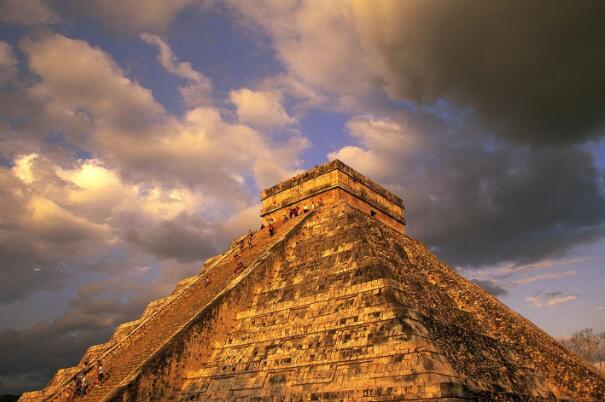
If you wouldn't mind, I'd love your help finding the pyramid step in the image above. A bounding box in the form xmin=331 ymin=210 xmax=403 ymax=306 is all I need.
xmin=38 ymin=214 xmax=311 ymax=402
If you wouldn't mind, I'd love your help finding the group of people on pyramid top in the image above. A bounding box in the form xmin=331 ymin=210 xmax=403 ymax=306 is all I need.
xmin=66 ymin=360 xmax=106 ymax=399
xmin=261 ymin=198 xmax=325 ymax=237
xmin=285 ymin=198 xmax=323 ymax=221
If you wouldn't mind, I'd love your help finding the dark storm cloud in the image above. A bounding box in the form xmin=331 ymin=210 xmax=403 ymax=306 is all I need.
xmin=0 ymin=261 xmax=197 ymax=394
xmin=364 ymin=1 xmax=605 ymax=145
xmin=0 ymin=278 xmax=173 ymax=394
xmin=470 ymin=279 xmax=509 ymax=297
xmin=124 ymin=213 xmax=225 ymax=263
xmin=336 ymin=111 xmax=605 ymax=268
xmin=407 ymin=137 xmax=605 ymax=267
xmin=237 ymin=0 xmax=605 ymax=264
xmin=0 ymin=165 xmax=107 ymax=302
xmin=0 ymin=234 xmax=68 ymax=302
xmin=235 ymin=0 xmax=605 ymax=144
xmin=0 ymin=254 xmax=204 ymax=395
xmin=410 ymin=145 xmax=605 ymax=265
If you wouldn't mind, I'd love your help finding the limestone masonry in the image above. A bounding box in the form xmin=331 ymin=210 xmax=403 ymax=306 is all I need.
xmin=260 ymin=160 xmax=405 ymax=234
xmin=20 ymin=161 xmax=605 ymax=401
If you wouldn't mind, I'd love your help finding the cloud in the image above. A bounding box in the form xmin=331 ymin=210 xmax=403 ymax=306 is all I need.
xmin=232 ymin=0 xmax=605 ymax=145
xmin=140 ymin=32 xmax=212 ymax=107
xmin=0 ymin=266 xmax=179 ymax=395
xmin=465 ymin=257 xmax=589 ymax=282
xmin=0 ymin=154 xmax=199 ymax=300
xmin=140 ymin=33 xmax=206 ymax=82
xmin=230 ymin=88 xmax=296 ymax=131
xmin=2 ymin=32 xmax=166 ymax=165
xmin=0 ymin=233 xmax=70 ymax=303
xmin=253 ymin=159 xmax=301 ymax=191
xmin=0 ymin=33 xmax=310 ymax=306
xmin=124 ymin=213 xmax=222 ymax=263
xmin=0 ymin=0 xmax=59 ymax=26
xmin=509 ymin=257 xmax=588 ymax=275
xmin=470 ymin=279 xmax=509 ymax=297
xmin=512 ymin=270 xmax=577 ymax=286
xmin=329 ymin=116 xmax=421 ymax=178
xmin=229 ymin=1 xmax=376 ymax=113
xmin=0 ymin=155 xmax=118 ymax=302
xmin=8 ymin=33 xmax=306 ymax=197
xmin=20 ymin=32 xmax=166 ymax=143
xmin=97 ymin=106 xmax=307 ymax=196
xmin=526 ymin=292 xmax=577 ymax=308
xmin=0 ymin=41 xmax=17 ymax=79
xmin=65 ymin=0 xmax=197 ymax=36
xmin=330 ymin=114 xmax=605 ymax=268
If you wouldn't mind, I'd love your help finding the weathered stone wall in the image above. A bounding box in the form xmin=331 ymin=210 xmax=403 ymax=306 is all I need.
xmin=262 ymin=169 xmax=339 ymax=212
xmin=375 ymin=211 xmax=604 ymax=400
xmin=115 ymin=244 xmax=289 ymax=401
xmin=334 ymin=169 xmax=402 ymax=218
xmin=260 ymin=161 xmax=405 ymax=234
xmin=172 ymin=204 xmax=603 ymax=401
xmin=178 ymin=204 xmax=458 ymax=400
xmin=262 ymin=187 xmax=339 ymax=225
xmin=261 ymin=160 xmax=403 ymax=206
xmin=335 ymin=187 xmax=405 ymax=233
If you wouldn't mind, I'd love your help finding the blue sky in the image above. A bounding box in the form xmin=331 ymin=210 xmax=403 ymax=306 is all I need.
xmin=1 ymin=0 xmax=604 ymax=395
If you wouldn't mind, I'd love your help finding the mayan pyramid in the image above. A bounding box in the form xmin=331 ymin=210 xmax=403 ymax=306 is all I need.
xmin=20 ymin=160 xmax=605 ymax=401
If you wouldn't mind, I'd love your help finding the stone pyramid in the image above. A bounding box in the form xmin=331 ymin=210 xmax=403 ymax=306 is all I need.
xmin=21 ymin=161 xmax=605 ymax=401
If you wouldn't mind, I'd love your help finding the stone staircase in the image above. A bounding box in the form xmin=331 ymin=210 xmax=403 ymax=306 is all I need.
xmin=41 ymin=212 xmax=312 ymax=402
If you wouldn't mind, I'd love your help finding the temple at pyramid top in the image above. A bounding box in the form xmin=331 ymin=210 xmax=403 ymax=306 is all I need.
xmin=260 ymin=159 xmax=406 ymax=233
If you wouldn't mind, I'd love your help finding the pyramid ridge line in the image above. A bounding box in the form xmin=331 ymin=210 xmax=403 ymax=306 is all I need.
xmin=38 ymin=208 xmax=316 ymax=401
xmin=99 ymin=210 xmax=316 ymax=402
xmin=41 ymin=237 xmax=240 ymax=402
xmin=379 ymin=226 xmax=605 ymax=389
xmin=330 ymin=207 xmax=605 ymax=393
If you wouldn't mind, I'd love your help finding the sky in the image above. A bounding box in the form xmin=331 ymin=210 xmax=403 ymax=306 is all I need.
xmin=0 ymin=0 xmax=604 ymax=395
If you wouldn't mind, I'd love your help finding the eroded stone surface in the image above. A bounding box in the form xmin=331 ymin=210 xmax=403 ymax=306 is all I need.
xmin=169 ymin=205 xmax=604 ymax=401
xmin=260 ymin=160 xmax=405 ymax=233
xmin=21 ymin=169 xmax=605 ymax=402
